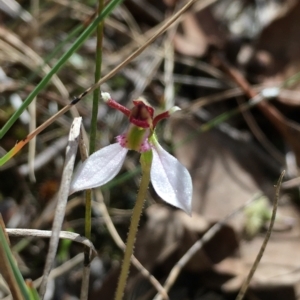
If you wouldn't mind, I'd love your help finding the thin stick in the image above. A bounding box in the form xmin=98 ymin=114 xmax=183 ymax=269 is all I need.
xmin=6 ymin=229 xmax=97 ymax=256
xmin=235 ymin=170 xmax=285 ymax=300
xmin=217 ymin=55 xmax=296 ymax=164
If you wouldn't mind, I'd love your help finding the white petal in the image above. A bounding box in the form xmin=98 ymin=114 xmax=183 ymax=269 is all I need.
xmin=151 ymin=142 xmax=193 ymax=215
xmin=69 ymin=143 xmax=128 ymax=194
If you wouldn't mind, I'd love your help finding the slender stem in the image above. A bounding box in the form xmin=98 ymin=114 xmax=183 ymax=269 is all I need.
xmin=89 ymin=0 xmax=104 ymax=155
xmin=235 ymin=171 xmax=285 ymax=300
xmin=85 ymin=0 xmax=105 ymax=243
xmin=81 ymin=2 xmax=105 ymax=298
xmin=115 ymin=151 xmax=152 ymax=300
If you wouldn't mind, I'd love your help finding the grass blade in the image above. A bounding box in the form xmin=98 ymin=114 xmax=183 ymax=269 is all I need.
xmin=0 ymin=218 xmax=30 ymax=300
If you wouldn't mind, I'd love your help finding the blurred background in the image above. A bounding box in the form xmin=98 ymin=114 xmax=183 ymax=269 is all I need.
xmin=0 ymin=0 xmax=300 ymax=299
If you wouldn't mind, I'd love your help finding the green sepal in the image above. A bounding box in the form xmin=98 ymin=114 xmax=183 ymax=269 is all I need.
xmin=126 ymin=125 xmax=148 ymax=151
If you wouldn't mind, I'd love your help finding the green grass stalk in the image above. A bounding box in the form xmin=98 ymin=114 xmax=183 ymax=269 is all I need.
xmin=81 ymin=2 xmax=105 ymax=298
xmin=0 ymin=226 xmax=30 ymax=300
xmin=85 ymin=0 xmax=105 ymax=243
xmin=89 ymin=0 xmax=104 ymax=156
xmin=84 ymin=0 xmax=104 ymax=251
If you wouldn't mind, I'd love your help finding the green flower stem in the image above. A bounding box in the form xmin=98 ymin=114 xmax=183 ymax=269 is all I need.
xmin=0 ymin=0 xmax=123 ymax=139
xmin=115 ymin=151 xmax=152 ymax=300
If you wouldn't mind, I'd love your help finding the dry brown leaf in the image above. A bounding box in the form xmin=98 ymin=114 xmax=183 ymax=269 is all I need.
xmin=173 ymin=12 xmax=208 ymax=57
xmin=174 ymin=8 xmax=224 ymax=57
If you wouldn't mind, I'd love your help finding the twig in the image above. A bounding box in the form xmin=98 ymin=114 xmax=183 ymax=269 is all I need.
xmin=235 ymin=171 xmax=285 ymax=300
xmin=236 ymin=96 xmax=284 ymax=164
xmin=6 ymin=229 xmax=97 ymax=258
xmin=216 ymin=55 xmax=284 ymax=164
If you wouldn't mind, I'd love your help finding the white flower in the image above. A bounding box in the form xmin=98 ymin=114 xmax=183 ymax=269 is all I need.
xmin=70 ymin=94 xmax=193 ymax=215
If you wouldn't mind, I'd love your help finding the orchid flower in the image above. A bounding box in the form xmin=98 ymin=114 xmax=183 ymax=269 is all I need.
xmin=69 ymin=93 xmax=193 ymax=215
